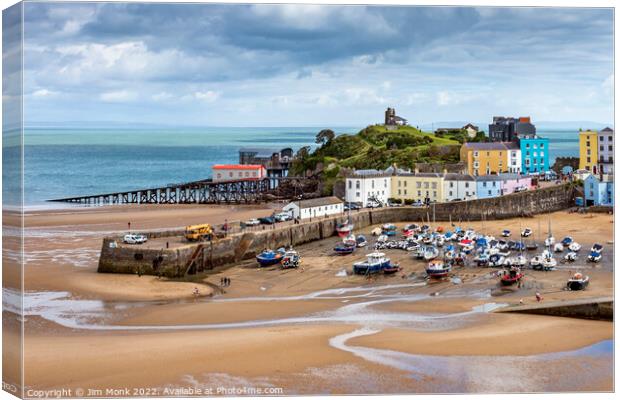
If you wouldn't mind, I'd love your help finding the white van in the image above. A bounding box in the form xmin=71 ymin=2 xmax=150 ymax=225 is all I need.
xmin=123 ymin=234 xmax=148 ymax=244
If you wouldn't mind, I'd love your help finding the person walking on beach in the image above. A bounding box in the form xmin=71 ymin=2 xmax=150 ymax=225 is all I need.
xmin=535 ymin=292 xmax=543 ymax=302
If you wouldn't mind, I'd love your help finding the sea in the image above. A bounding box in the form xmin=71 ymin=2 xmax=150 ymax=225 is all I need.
xmin=6 ymin=126 xmax=582 ymax=208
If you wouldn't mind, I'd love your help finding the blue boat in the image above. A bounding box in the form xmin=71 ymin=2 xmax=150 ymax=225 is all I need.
xmin=587 ymin=250 xmax=602 ymax=263
xmin=256 ymin=248 xmax=285 ymax=266
xmin=334 ymin=243 xmax=356 ymax=255
xmin=353 ymin=252 xmax=392 ymax=275
xmin=561 ymin=236 xmax=573 ymax=247
xmin=382 ymin=224 xmax=397 ymax=236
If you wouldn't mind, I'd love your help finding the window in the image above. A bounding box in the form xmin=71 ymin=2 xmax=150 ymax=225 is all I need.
xmin=245 ymin=172 xmax=249 ymax=177
xmin=384 ymin=179 xmax=387 ymax=187
xmin=587 ymin=141 xmax=590 ymax=147
xmin=473 ymin=151 xmax=479 ymax=157
xmin=600 ymin=145 xmax=604 ymax=151
xmin=348 ymin=181 xmax=352 ymax=189
xmin=229 ymin=172 xmax=233 ymax=177
xmin=217 ymin=173 xmax=221 ymax=178
xmin=417 ymin=190 xmax=421 ymax=196
xmin=533 ymin=144 xmax=537 ymax=149
xmin=486 ymin=152 xmax=490 ymax=156
xmin=609 ymin=145 xmax=613 ymax=151
xmin=450 ymin=182 xmax=454 ymax=188
xmin=356 ymin=181 xmax=360 ymax=189
xmin=371 ymin=180 xmax=375 ymax=189
xmin=540 ymin=143 xmax=544 ymax=149
xmin=587 ymin=157 xmax=591 ymax=163
xmin=416 ymin=182 xmax=421 ymax=188
xmin=608 ymin=136 xmax=612 ymax=141
xmin=404 ymin=181 xmax=407 ymax=187
xmin=433 ymin=191 xmax=437 ymax=198
xmin=398 ymin=181 xmax=401 ymax=187
xmin=483 ymin=182 xmax=487 ymax=187
xmin=488 ymin=190 xmax=492 ymax=195
xmin=449 ymin=191 xmax=453 ymax=196
xmin=356 ymin=192 xmax=360 ymax=197
xmin=398 ymin=189 xmax=401 ymax=195
xmin=404 ymin=189 xmax=407 ymax=195
xmin=526 ymin=143 xmax=530 ymax=148
xmin=465 ymin=182 xmax=469 ymax=188
xmin=253 ymin=171 xmax=257 ymax=177
xmin=432 ymin=182 xmax=437 ymax=189
xmin=424 ymin=182 xmax=429 ymax=189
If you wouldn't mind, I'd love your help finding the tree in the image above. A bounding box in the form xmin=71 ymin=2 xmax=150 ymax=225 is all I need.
xmin=315 ymin=129 xmax=335 ymax=146
xmin=296 ymin=146 xmax=311 ymax=160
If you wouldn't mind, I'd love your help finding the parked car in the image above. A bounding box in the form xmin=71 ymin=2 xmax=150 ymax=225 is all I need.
xmin=344 ymin=202 xmax=361 ymax=211
xmin=124 ymin=234 xmax=147 ymax=244
xmin=245 ymin=218 xmax=261 ymax=226
xmin=514 ymin=186 xmax=528 ymax=193
xmin=366 ymin=200 xmax=383 ymax=208
xmin=259 ymin=216 xmax=276 ymax=225
xmin=411 ymin=200 xmax=423 ymax=207
xmin=274 ymin=212 xmax=292 ymax=222
xmin=387 ymin=200 xmax=402 ymax=207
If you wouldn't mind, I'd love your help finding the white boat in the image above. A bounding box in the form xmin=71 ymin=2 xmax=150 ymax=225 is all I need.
xmin=521 ymin=228 xmax=532 ymax=237
xmin=591 ymin=243 xmax=604 ymax=253
xmin=540 ymin=250 xmax=557 ymax=270
xmin=587 ymin=250 xmax=602 ymax=263
xmin=488 ymin=254 xmax=506 ymax=267
xmin=423 ymin=246 xmax=439 ymax=261
xmin=506 ymin=255 xmax=527 ymax=267
xmin=530 ymin=255 xmax=543 ymax=268
xmin=353 ymin=252 xmax=392 ymax=275
xmin=343 ymin=234 xmax=357 ymax=247
xmin=568 ymin=242 xmax=581 ymax=252
xmin=564 ymin=252 xmax=577 ymax=262
xmin=544 ymin=236 xmax=555 ymax=247
xmin=426 ymin=259 xmax=451 ymax=279
xmin=553 ymin=243 xmax=564 ymax=253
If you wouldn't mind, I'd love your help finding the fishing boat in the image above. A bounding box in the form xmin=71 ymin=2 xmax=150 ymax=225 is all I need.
xmin=281 ymin=249 xmax=301 ymax=269
xmin=566 ymin=273 xmax=589 ymax=291
xmin=561 ymin=236 xmax=573 ymax=247
xmin=256 ymin=248 xmax=285 ymax=266
xmin=336 ymin=220 xmax=354 ymax=238
xmin=521 ymin=228 xmax=532 ymax=237
xmin=540 ymin=250 xmax=558 ymax=270
xmin=568 ymin=242 xmax=581 ymax=252
xmin=353 ymin=252 xmax=392 ymax=275
xmin=500 ymin=267 xmax=524 ymax=286
xmin=425 ymin=259 xmax=451 ymax=279
xmin=356 ymin=235 xmax=368 ymax=247
xmin=591 ymin=243 xmax=604 ymax=252
xmin=587 ymin=250 xmax=602 ymax=263
xmin=564 ymin=252 xmax=577 ymax=262
xmin=403 ymin=223 xmax=420 ymax=233
xmin=501 ymin=229 xmax=511 ymax=237
xmin=334 ymin=242 xmax=356 ymax=255
xmin=423 ymin=246 xmax=439 ymax=261
xmin=553 ymin=243 xmax=564 ymax=253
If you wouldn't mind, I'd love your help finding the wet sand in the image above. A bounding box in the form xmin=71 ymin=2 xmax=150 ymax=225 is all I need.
xmin=11 ymin=205 xmax=614 ymax=394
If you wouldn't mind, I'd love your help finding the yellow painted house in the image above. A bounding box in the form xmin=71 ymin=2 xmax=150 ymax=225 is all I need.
xmin=460 ymin=142 xmax=510 ymax=176
xmin=391 ymin=172 xmax=445 ymax=202
xmin=579 ymin=129 xmax=599 ymax=173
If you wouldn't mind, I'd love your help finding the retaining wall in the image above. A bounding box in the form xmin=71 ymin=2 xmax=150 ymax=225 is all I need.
xmin=98 ymin=184 xmax=576 ymax=276
xmin=497 ymin=297 xmax=613 ymax=321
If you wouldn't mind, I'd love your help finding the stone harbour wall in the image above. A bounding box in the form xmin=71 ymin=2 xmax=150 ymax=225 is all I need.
xmin=98 ymin=184 xmax=577 ymax=276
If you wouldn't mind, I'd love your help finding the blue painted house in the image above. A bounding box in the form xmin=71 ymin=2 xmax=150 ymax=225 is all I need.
xmin=519 ymin=136 xmax=550 ymax=174
xmin=475 ymin=175 xmax=502 ymax=199
xmin=584 ymin=174 xmax=614 ymax=206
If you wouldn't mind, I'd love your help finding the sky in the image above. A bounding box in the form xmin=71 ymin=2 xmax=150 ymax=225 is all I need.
xmin=17 ymin=3 xmax=615 ymax=127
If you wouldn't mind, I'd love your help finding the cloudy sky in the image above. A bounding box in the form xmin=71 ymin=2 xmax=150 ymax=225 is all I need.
xmin=21 ymin=3 xmax=614 ymax=127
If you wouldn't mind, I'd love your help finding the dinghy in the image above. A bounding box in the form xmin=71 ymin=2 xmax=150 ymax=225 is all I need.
xmin=334 ymin=243 xmax=356 ymax=255
xmin=553 ymin=243 xmax=565 ymax=253
xmin=382 ymin=224 xmax=397 ymax=236
xmin=336 ymin=220 xmax=354 ymax=238
xmin=566 ymin=273 xmax=589 ymax=291
xmin=501 ymin=229 xmax=511 ymax=237
xmin=423 ymin=246 xmax=439 ymax=261
xmin=488 ymin=253 xmax=506 ymax=267
xmin=356 ymin=235 xmax=368 ymax=248
xmin=591 ymin=243 xmax=604 ymax=252
xmin=500 ymin=267 xmax=524 ymax=286
xmin=561 ymin=236 xmax=573 ymax=247
xmin=521 ymin=228 xmax=532 ymax=237
xmin=568 ymin=242 xmax=581 ymax=252
xmin=587 ymin=250 xmax=602 ymax=263
xmin=544 ymin=236 xmax=555 ymax=247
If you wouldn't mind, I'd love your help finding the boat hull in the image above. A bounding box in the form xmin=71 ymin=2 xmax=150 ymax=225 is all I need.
xmin=567 ymin=279 xmax=589 ymax=291
xmin=353 ymin=260 xmax=392 ymax=275
xmin=256 ymin=255 xmax=283 ymax=266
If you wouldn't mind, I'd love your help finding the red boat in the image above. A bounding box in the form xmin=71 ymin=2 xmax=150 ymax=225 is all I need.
xmin=500 ymin=267 xmax=524 ymax=286
xmin=336 ymin=221 xmax=354 ymax=238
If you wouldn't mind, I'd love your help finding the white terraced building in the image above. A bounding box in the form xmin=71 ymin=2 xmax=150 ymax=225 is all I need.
xmin=598 ymin=127 xmax=614 ymax=175
xmin=283 ymin=196 xmax=343 ymax=219
xmin=443 ymin=173 xmax=477 ymax=201
xmin=344 ymin=169 xmax=392 ymax=205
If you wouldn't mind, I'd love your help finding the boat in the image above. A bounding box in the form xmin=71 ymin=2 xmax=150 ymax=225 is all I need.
xmin=553 ymin=243 xmax=564 ymax=253
xmin=506 ymin=255 xmax=527 ymax=267
xmin=587 ymin=250 xmax=602 ymax=263
xmin=425 ymin=259 xmax=451 ymax=279
xmin=435 ymin=236 xmax=445 ymax=247
xmin=435 ymin=226 xmax=444 ymax=233
xmin=256 ymin=248 xmax=285 ymax=266
xmin=382 ymin=224 xmax=397 ymax=236
xmin=500 ymin=267 xmax=524 ymax=286
xmin=423 ymin=246 xmax=439 ymax=261
xmin=566 ymin=273 xmax=589 ymax=291
xmin=353 ymin=252 xmax=392 ymax=275
xmin=383 ymin=264 xmax=402 ymax=275
xmin=336 ymin=220 xmax=354 ymax=238
xmin=530 ymin=255 xmax=542 ymax=269
xmin=540 ymin=250 xmax=557 ymax=270
xmin=371 ymin=227 xmax=382 ymax=236
xmin=334 ymin=243 xmax=356 ymax=255
xmin=521 ymin=228 xmax=532 ymax=237
xmin=356 ymin=235 xmax=368 ymax=248
xmin=488 ymin=253 xmax=506 ymax=267
xmin=561 ymin=236 xmax=573 ymax=247
xmin=526 ymin=241 xmax=538 ymax=251
xmin=591 ymin=243 xmax=604 ymax=252
xmin=474 ymin=252 xmax=490 ymax=266
xmin=512 ymin=241 xmax=525 ymax=252
xmin=281 ymin=249 xmax=301 ymax=269
xmin=568 ymin=242 xmax=581 ymax=252
xmin=343 ymin=234 xmax=357 ymax=247
xmin=413 ymin=246 xmax=426 ymax=259
xmin=501 ymin=229 xmax=511 ymax=237
xmin=403 ymin=223 xmax=420 ymax=233
xmin=497 ymin=240 xmax=509 ymax=251
xmin=564 ymin=252 xmax=577 ymax=262
xmin=544 ymin=236 xmax=555 ymax=247
xmin=421 ymin=224 xmax=430 ymax=232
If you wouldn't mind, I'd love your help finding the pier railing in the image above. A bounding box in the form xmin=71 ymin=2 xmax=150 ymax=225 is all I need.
xmin=48 ymin=178 xmax=272 ymax=205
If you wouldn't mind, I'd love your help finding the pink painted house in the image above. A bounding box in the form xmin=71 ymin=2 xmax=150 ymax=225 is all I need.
xmin=500 ymin=174 xmax=532 ymax=195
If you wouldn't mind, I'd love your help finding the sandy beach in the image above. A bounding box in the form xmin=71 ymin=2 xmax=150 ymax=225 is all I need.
xmin=7 ymin=204 xmax=614 ymax=394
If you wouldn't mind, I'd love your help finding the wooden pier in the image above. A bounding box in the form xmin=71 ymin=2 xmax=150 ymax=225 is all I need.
xmin=48 ymin=178 xmax=272 ymax=205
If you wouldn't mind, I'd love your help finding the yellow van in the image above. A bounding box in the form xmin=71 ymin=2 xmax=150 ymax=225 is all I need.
xmin=184 ymin=224 xmax=213 ymax=241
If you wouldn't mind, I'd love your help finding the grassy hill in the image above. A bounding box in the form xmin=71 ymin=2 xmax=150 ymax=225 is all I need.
xmin=292 ymin=124 xmax=463 ymax=195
